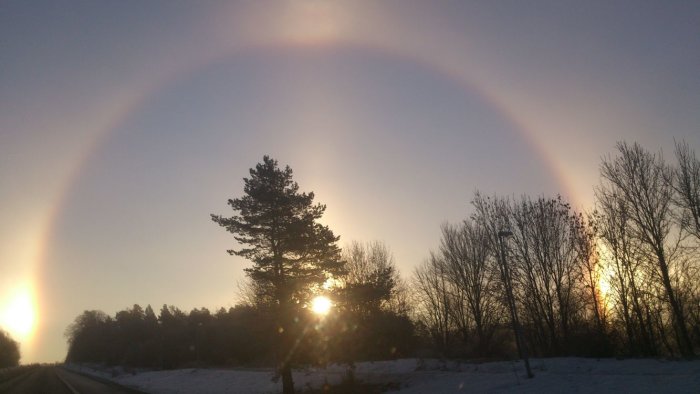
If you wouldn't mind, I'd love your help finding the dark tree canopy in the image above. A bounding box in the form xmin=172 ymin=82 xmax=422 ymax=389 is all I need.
xmin=0 ymin=329 xmax=20 ymax=367
xmin=342 ymin=241 xmax=398 ymax=314
xmin=212 ymin=156 xmax=344 ymax=306
xmin=211 ymin=156 xmax=344 ymax=394
xmin=65 ymin=310 xmax=114 ymax=364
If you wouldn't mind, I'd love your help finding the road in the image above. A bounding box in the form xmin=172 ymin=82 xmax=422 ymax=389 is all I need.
xmin=0 ymin=365 xmax=144 ymax=394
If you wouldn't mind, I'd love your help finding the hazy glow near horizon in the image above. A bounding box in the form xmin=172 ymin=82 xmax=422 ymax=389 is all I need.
xmin=1 ymin=1 xmax=698 ymax=364
xmin=0 ymin=285 xmax=37 ymax=343
xmin=595 ymin=242 xmax=614 ymax=306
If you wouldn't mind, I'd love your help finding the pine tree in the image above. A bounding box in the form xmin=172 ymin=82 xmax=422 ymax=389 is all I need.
xmin=212 ymin=156 xmax=344 ymax=394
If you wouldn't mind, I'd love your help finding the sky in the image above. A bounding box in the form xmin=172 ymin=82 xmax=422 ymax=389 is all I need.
xmin=1 ymin=1 xmax=699 ymax=364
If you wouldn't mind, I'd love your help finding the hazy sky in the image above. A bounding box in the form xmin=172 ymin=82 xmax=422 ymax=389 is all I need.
xmin=1 ymin=1 xmax=699 ymax=363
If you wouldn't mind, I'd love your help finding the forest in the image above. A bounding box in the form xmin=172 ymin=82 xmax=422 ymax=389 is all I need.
xmin=64 ymin=241 xmax=415 ymax=369
xmin=64 ymin=140 xmax=699 ymax=375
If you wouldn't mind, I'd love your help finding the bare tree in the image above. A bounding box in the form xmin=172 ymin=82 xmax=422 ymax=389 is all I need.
xmin=413 ymin=253 xmax=453 ymax=356
xmin=508 ymin=196 xmax=584 ymax=354
xmin=593 ymin=195 xmax=658 ymax=356
xmin=440 ymin=220 xmax=500 ymax=355
xmin=674 ymin=140 xmax=700 ymax=240
xmin=672 ymin=140 xmax=700 ymax=353
xmin=385 ymin=274 xmax=412 ymax=317
xmin=598 ymin=142 xmax=694 ymax=357
xmin=341 ymin=241 xmax=399 ymax=315
xmin=575 ymin=214 xmax=607 ymax=333
xmin=473 ymin=192 xmax=594 ymax=356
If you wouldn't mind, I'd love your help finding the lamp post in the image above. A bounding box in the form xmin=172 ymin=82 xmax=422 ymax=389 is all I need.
xmin=498 ymin=230 xmax=534 ymax=379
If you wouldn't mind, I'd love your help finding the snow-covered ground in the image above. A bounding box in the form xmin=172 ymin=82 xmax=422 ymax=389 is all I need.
xmin=64 ymin=357 xmax=700 ymax=393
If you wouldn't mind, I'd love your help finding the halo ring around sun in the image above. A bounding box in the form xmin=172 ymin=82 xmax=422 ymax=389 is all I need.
xmin=29 ymin=38 xmax=572 ymax=363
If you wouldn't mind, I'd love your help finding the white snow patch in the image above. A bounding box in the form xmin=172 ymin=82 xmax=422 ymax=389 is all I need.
xmin=64 ymin=357 xmax=700 ymax=393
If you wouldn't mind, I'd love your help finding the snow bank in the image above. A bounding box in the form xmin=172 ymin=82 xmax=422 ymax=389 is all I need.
xmin=65 ymin=357 xmax=700 ymax=393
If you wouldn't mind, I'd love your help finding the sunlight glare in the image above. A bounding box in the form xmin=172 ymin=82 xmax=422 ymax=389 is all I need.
xmin=594 ymin=242 xmax=615 ymax=311
xmin=311 ymin=296 xmax=332 ymax=316
xmin=0 ymin=287 xmax=37 ymax=341
xmin=322 ymin=277 xmax=340 ymax=290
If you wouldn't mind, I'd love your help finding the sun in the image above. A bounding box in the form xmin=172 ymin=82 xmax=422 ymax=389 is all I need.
xmin=0 ymin=287 xmax=37 ymax=341
xmin=310 ymin=296 xmax=332 ymax=316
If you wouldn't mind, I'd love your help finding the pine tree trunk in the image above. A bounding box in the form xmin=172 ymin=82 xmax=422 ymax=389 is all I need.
xmin=281 ymin=364 xmax=295 ymax=394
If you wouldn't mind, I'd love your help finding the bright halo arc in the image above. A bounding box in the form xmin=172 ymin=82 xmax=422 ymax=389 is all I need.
xmin=310 ymin=296 xmax=332 ymax=316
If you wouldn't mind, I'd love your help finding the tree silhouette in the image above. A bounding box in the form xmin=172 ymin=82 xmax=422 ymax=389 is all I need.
xmin=674 ymin=140 xmax=700 ymax=240
xmin=0 ymin=329 xmax=20 ymax=367
xmin=599 ymin=142 xmax=694 ymax=357
xmin=331 ymin=241 xmax=415 ymax=379
xmin=212 ymin=156 xmax=344 ymax=394
xmin=439 ymin=220 xmax=501 ymax=356
xmin=342 ymin=241 xmax=398 ymax=315
xmin=65 ymin=310 xmax=112 ymax=363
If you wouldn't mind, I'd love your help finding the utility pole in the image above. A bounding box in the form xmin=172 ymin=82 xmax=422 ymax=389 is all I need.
xmin=498 ymin=230 xmax=534 ymax=379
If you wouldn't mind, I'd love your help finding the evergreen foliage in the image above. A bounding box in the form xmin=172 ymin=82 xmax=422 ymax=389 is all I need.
xmin=211 ymin=156 xmax=345 ymax=394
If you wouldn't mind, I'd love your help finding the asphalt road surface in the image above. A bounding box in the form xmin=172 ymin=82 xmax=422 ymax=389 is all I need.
xmin=0 ymin=366 xmax=143 ymax=394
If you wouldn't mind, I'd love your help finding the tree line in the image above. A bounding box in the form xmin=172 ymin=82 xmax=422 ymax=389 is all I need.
xmin=65 ymin=242 xmax=415 ymax=370
xmin=65 ymin=143 xmax=699 ymax=392
xmin=413 ymin=141 xmax=699 ymax=359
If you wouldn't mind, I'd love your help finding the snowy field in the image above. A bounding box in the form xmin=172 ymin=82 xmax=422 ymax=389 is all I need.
xmin=64 ymin=357 xmax=700 ymax=393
